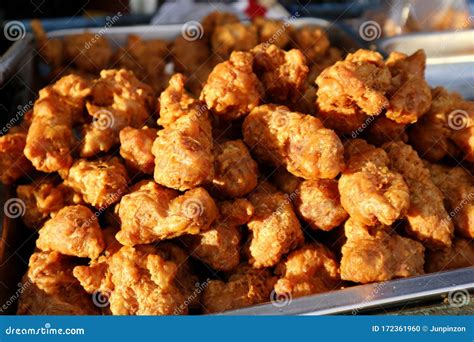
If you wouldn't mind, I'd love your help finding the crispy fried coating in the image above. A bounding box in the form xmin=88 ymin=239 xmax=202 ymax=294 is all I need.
xmin=366 ymin=116 xmax=407 ymax=145
xmin=153 ymin=101 xmax=214 ymax=190
xmin=251 ymin=44 xmax=309 ymax=102
xmin=428 ymin=163 xmax=474 ymax=238
xmin=274 ymin=244 xmax=340 ymax=298
xmin=211 ymin=23 xmax=258 ymax=59
xmin=212 ymin=140 xmax=258 ymax=198
xmin=308 ymin=47 xmax=342 ymax=78
xmin=0 ymin=131 xmax=32 ymax=184
xmin=338 ymin=139 xmax=410 ymax=226
xmin=383 ymin=141 xmax=453 ymax=249
xmin=119 ymin=126 xmax=157 ymax=175
xmin=219 ymin=198 xmax=254 ymax=225
xmin=425 ymin=239 xmax=474 ymax=273
xmin=201 ymin=11 xmax=239 ymax=39
xmin=116 ymin=181 xmax=218 ymax=245
xmin=201 ymin=51 xmax=263 ymax=121
xmin=36 ymin=205 xmax=105 ymax=259
xmin=247 ymin=189 xmax=304 ymax=268
xmin=409 ymin=87 xmax=474 ymax=162
xmin=253 ymin=17 xmax=291 ymax=48
xmin=272 ymin=167 xmax=302 ymax=194
xmin=243 ymin=104 xmax=344 ymax=179
xmin=65 ymin=157 xmax=128 ymax=209
xmin=25 ymin=74 xmax=91 ymax=172
xmin=385 ymin=50 xmax=431 ymax=124
xmin=17 ymin=251 xmax=98 ymax=315
xmin=81 ymin=69 xmax=154 ymax=157
xmin=292 ymin=26 xmax=330 ymax=62
xmin=316 ymin=50 xmax=391 ymax=118
xmin=340 ymin=219 xmax=425 ymax=283
xmin=63 ymin=33 xmax=112 ymax=72
xmin=172 ymin=35 xmax=211 ymax=76
xmin=295 ymin=179 xmax=348 ymax=231
xmin=202 ymin=265 xmax=276 ymax=313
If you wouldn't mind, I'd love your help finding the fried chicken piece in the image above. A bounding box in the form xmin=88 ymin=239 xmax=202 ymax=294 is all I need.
xmin=31 ymin=19 xmax=64 ymax=67
xmin=247 ymin=189 xmax=304 ymax=268
xmin=338 ymin=139 xmax=410 ymax=226
xmin=211 ymin=23 xmax=258 ymax=59
xmin=251 ymin=44 xmax=309 ymax=102
xmin=316 ymin=50 xmax=391 ymax=118
xmin=153 ymin=101 xmax=214 ymax=191
xmin=36 ymin=205 xmax=105 ymax=259
xmin=65 ymin=157 xmax=128 ymax=209
xmin=383 ymin=141 xmax=453 ymax=249
xmin=16 ymin=180 xmax=70 ymax=229
xmin=63 ymin=33 xmax=112 ymax=72
xmin=385 ymin=50 xmax=431 ymax=124
xmin=25 ymin=74 xmax=91 ymax=172
xmin=201 ymin=51 xmax=263 ymax=121
xmin=114 ymin=35 xmax=168 ymax=92
xmin=172 ymin=35 xmax=211 ymax=75
xmin=212 ymin=140 xmax=258 ymax=198
xmin=274 ymin=244 xmax=340 ymax=298
xmin=202 ymin=265 xmax=276 ymax=313
xmin=272 ymin=167 xmax=302 ymax=194
xmin=409 ymin=87 xmax=474 ymax=162
xmin=340 ymin=219 xmax=425 ymax=283
xmin=428 ymin=163 xmax=474 ymax=238
xmin=366 ymin=116 xmax=407 ymax=145
xmin=0 ymin=131 xmax=33 ymax=184
xmin=253 ymin=17 xmax=291 ymax=48
xmin=292 ymin=26 xmax=330 ymax=62
xmin=17 ymin=251 xmax=99 ymax=315
xmin=295 ymin=179 xmax=348 ymax=231
xmin=201 ymin=11 xmax=240 ymax=39
xmin=425 ymin=239 xmax=474 ymax=273
xmin=119 ymin=126 xmax=157 ymax=175
xmin=243 ymin=104 xmax=344 ymax=179
xmin=81 ymin=69 xmax=154 ymax=157
xmin=219 ymin=198 xmax=254 ymax=225
xmin=116 ymin=181 xmax=218 ymax=245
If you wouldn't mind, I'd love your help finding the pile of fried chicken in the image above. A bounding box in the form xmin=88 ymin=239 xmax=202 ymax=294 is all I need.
xmin=0 ymin=12 xmax=472 ymax=315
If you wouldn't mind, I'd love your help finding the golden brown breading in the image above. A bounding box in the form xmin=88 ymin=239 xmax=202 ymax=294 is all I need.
xmin=116 ymin=181 xmax=218 ymax=245
xmin=409 ymin=87 xmax=474 ymax=162
xmin=243 ymin=104 xmax=344 ymax=179
xmin=152 ymin=104 xmax=214 ymax=191
xmin=316 ymin=50 xmax=391 ymax=118
xmin=63 ymin=33 xmax=112 ymax=72
xmin=308 ymin=47 xmax=342 ymax=79
xmin=247 ymin=189 xmax=304 ymax=268
xmin=338 ymin=139 xmax=410 ymax=226
xmin=292 ymin=26 xmax=330 ymax=63
xmin=17 ymin=251 xmax=99 ymax=315
xmin=295 ymin=179 xmax=348 ymax=231
xmin=272 ymin=167 xmax=302 ymax=194
xmin=211 ymin=23 xmax=258 ymax=60
xmin=202 ymin=265 xmax=276 ymax=313
xmin=251 ymin=44 xmax=309 ymax=102
xmin=218 ymin=198 xmax=254 ymax=225
xmin=212 ymin=140 xmax=258 ymax=198
xmin=274 ymin=244 xmax=340 ymax=298
xmin=385 ymin=50 xmax=431 ymax=124
xmin=65 ymin=157 xmax=128 ymax=209
xmin=425 ymin=239 xmax=474 ymax=273
xmin=428 ymin=163 xmax=474 ymax=238
xmin=172 ymin=36 xmax=211 ymax=76
xmin=366 ymin=116 xmax=407 ymax=146
xmin=253 ymin=17 xmax=292 ymax=49
xmin=201 ymin=11 xmax=240 ymax=39
xmin=340 ymin=219 xmax=425 ymax=283
xmin=119 ymin=126 xmax=157 ymax=175
xmin=81 ymin=69 xmax=154 ymax=157
xmin=200 ymin=51 xmax=263 ymax=121
xmin=0 ymin=131 xmax=33 ymax=184
xmin=383 ymin=141 xmax=453 ymax=249
xmin=36 ymin=205 xmax=105 ymax=259
xmin=25 ymin=74 xmax=91 ymax=172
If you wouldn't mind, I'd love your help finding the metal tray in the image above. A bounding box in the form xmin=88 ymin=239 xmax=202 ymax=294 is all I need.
xmin=1 ymin=19 xmax=473 ymax=316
